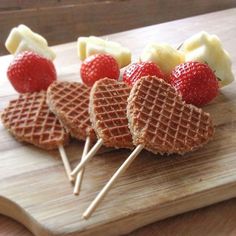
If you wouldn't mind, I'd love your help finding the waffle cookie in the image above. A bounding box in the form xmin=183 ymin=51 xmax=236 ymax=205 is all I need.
xmin=1 ymin=91 xmax=69 ymax=150
xmin=90 ymin=78 xmax=133 ymax=149
xmin=47 ymin=81 xmax=96 ymax=141
xmin=127 ymin=76 xmax=214 ymax=154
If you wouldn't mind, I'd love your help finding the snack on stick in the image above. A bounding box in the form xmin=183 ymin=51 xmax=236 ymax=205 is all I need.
xmin=71 ymin=78 xmax=133 ymax=177
xmin=47 ymin=81 xmax=96 ymax=194
xmin=90 ymin=78 xmax=133 ymax=149
xmin=83 ymin=76 xmax=214 ymax=219
xmin=47 ymin=81 xmax=96 ymax=142
xmin=128 ymin=76 xmax=214 ymax=154
xmin=1 ymin=91 xmax=73 ymax=182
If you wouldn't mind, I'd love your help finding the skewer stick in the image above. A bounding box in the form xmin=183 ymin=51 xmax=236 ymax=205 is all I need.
xmin=74 ymin=136 xmax=91 ymax=195
xmin=71 ymin=138 xmax=103 ymax=177
xmin=58 ymin=145 xmax=75 ymax=183
xmin=83 ymin=144 xmax=144 ymax=219
xmin=176 ymin=43 xmax=183 ymax=50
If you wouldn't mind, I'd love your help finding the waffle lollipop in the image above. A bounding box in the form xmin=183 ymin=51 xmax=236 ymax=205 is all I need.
xmin=71 ymin=78 xmax=133 ymax=184
xmin=83 ymin=76 xmax=214 ymax=219
xmin=1 ymin=91 xmax=73 ymax=181
xmin=47 ymin=81 xmax=96 ymax=194
xmin=128 ymin=76 xmax=214 ymax=154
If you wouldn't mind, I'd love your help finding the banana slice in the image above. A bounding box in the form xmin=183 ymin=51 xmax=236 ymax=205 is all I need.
xmin=77 ymin=36 xmax=131 ymax=68
xmin=5 ymin=24 xmax=56 ymax=60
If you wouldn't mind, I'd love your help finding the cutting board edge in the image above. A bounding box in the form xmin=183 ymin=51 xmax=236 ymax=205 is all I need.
xmin=0 ymin=195 xmax=53 ymax=236
xmin=1 ymin=179 xmax=236 ymax=236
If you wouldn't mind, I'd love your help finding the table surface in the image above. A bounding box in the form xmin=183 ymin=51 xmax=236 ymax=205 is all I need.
xmin=0 ymin=8 xmax=236 ymax=236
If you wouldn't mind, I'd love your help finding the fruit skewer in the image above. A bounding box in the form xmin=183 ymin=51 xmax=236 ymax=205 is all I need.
xmin=83 ymin=76 xmax=215 ymax=219
xmin=71 ymin=78 xmax=133 ymax=192
xmin=1 ymin=91 xmax=74 ymax=183
xmin=47 ymin=81 xmax=96 ymax=195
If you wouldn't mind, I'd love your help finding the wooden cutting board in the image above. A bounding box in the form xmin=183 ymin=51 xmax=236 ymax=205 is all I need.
xmin=1 ymin=9 xmax=236 ymax=236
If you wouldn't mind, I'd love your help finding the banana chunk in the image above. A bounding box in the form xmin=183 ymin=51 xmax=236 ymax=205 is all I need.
xmin=77 ymin=36 xmax=131 ymax=68
xmin=140 ymin=42 xmax=184 ymax=76
xmin=5 ymin=24 xmax=56 ymax=60
xmin=182 ymin=31 xmax=234 ymax=87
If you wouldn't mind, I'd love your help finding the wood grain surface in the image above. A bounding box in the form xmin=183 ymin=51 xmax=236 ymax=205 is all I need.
xmin=1 ymin=198 xmax=236 ymax=236
xmin=0 ymin=8 xmax=236 ymax=236
xmin=0 ymin=0 xmax=236 ymax=55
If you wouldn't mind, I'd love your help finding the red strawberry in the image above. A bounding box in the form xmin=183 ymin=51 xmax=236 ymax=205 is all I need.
xmin=80 ymin=54 xmax=120 ymax=86
xmin=123 ymin=62 xmax=164 ymax=86
xmin=170 ymin=62 xmax=219 ymax=106
xmin=7 ymin=51 xmax=56 ymax=93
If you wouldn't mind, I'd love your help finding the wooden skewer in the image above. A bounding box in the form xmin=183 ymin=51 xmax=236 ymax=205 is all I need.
xmin=58 ymin=145 xmax=74 ymax=183
xmin=176 ymin=42 xmax=183 ymax=50
xmin=74 ymin=136 xmax=91 ymax=195
xmin=71 ymin=138 xmax=103 ymax=177
xmin=83 ymin=144 xmax=144 ymax=219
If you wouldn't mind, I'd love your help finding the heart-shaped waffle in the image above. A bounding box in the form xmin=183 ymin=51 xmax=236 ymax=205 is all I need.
xmin=127 ymin=76 xmax=214 ymax=154
xmin=1 ymin=91 xmax=69 ymax=150
xmin=47 ymin=81 xmax=96 ymax=141
xmin=90 ymin=78 xmax=133 ymax=149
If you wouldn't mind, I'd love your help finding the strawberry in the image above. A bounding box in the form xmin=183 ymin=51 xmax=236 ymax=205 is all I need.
xmin=170 ymin=61 xmax=219 ymax=106
xmin=7 ymin=51 xmax=56 ymax=93
xmin=122 ymin=62 xmax=164 ymax=86
xmin=80 ymin=54 xmax=120 ymax=86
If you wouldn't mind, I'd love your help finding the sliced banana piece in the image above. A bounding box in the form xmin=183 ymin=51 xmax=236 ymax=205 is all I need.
xmin=5 ymin=24 xmax=56 ymax=60
xmin=77 ymin=36 xmax=131 ymax=68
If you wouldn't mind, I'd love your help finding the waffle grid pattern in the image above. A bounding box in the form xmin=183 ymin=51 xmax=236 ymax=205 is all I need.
xmin=90 ymin=78 xmax=133 ymax=149
xmin=1 ymin=91 xmax=69 ymax=150
xmin=128 ymin=76 xmax=214 ymax=154
xmin=47 ymin=82 xmax=96 ymax=141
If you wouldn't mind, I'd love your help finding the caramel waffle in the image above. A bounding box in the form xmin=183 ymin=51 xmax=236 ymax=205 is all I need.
xmin=82 ymin=76 xmax=215 ymax=219
xmin=127 ymin=76 xmax=214 ymax=154
xmin=47 ymin=81 xmax=96 ymax=141
xmin=90 ymin=78 xmax=133 ymax=149
xmin=1 ymin=91 xmax=69 ymax=150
